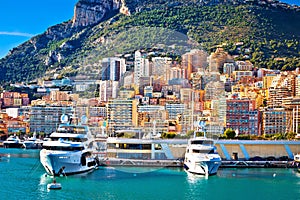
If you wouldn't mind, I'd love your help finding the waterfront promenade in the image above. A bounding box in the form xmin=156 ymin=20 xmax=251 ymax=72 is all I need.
xmin=215 ymin=140 xmax=300 ymax=160
xmin=94 ymin=139 xmax=300 ymax=169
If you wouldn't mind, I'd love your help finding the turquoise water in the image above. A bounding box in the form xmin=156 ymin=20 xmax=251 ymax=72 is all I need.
xmin=0 ymin=148 xmax=299 ymax=200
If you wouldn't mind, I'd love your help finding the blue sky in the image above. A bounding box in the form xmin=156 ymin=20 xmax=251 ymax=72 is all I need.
xmin=0 ymin=0 xmax=77 ymax=58
xmin=0 ymin=0 xmax=299 ymax=59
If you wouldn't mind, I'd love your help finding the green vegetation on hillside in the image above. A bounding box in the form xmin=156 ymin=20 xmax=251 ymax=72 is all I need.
xmin=1 ymin=2 xmax=300 ymax=82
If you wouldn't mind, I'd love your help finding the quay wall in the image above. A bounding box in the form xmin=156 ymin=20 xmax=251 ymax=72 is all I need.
xmin=168 ymin=140 xmax=300 ymax=160
xmin=214 ymin=140 xmax=300 ymax=160
xmin=169 ymin=146 xmax=186 ymax=158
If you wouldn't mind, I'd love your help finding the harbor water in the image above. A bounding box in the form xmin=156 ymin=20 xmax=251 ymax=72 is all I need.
xmin=0 ymin=148 xmax=299 ymax=200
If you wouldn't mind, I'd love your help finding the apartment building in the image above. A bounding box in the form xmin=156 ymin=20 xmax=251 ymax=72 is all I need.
xmin=30 ymin=106 xmax=73 ymax=134
xmin=226 ymin=99 xmax=260 ymax=135
xmin=134 ymin=50 xmax=150 ymax=86
xmin=262 ymin=108 xmax=292 ymax=135
xmin=165 ymin=103 xmax=186 ymax=120
xmin=0 ymin=92 xmax=30 ymax=108
xmin=107 ymin=98 xmax=139 ymax=134
xmin=101 ymin=57 xmax=126 ymax=81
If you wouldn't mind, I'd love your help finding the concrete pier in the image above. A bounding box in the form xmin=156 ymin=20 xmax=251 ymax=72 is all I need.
xmin=214 ymin=140 xmax=300 ymax=160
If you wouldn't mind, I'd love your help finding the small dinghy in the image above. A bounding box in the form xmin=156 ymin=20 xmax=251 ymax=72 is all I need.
xmin=47 ymin=178 xmax=62 ymax=190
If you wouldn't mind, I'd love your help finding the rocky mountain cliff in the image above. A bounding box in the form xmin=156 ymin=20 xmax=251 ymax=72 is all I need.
xmin=0 ymin=0 xmax=300 ymax=82
xmin=72 ymin=0 xmax=125 ymax=27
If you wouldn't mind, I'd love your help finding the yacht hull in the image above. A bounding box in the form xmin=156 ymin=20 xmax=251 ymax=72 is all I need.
xmin=40 ymin=149 xmax=97 ymax=176
xmin=3 ymin=143 xmax=23 ymax=148
xmin=184 ymin=137 xmax=222 ymax=176
xmin=294 ymin=154 xmax=300 ymax=173
xmin=184 ymin=159 xmax=221 ymax=176
xmin=23 ymin=142 xmax=42 ymax=149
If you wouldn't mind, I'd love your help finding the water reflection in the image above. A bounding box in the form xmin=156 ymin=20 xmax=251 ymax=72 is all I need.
xmin=0 ymin=153 xmax=10 ymax=162
xmin=112 ymin=166 xmax=164 ymax=174
xmin=186 ymin=172 xmax=209 ymax=184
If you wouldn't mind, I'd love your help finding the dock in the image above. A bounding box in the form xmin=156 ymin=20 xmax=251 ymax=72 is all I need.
xmin=96 ymin=157 xmax=298 ymax=169
xmin=98 ymin=158 xmax=183 ymax=167
xmin=93 ymin=139 xmax=300 ymax=169
xmin=220 ymin=160 xmax=295 ymax=168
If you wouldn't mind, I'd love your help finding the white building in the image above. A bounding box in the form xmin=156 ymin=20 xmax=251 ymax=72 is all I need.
xmin=101 ymin=57 xmax=126 ymax=81
xmin=134 ymin=50 xmax=150 ymax=86
xmin=99 ymin=80 xmax=119 ymax=102
xmin=151 ymin=57 xmax=172 ymax=80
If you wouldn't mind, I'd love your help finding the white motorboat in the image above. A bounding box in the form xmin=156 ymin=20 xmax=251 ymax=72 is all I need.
xmin=40 ymin=117 xmax=98 ymax=176
xmin=23 ymin=133 xmax=43 ymax=149
xmin=47 ymin=177 xmax=62 ymax=190
xmin=184 ymin=137 xmax=221 ymax=176
xmin=3 ymin=135 xmax=23 ymax=148
xmin=47 ymin=182 xmax=62 ymax=190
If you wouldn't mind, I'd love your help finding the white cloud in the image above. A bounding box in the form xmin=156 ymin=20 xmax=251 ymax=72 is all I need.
xmin=0 ymin=31 xmax=34 ymax=37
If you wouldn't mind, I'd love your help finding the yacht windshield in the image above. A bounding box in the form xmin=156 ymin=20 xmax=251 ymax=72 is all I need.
xmin=191 ymin=140 xmax=213 ymax=145
xmin=192 ymin=149 xmax=215 ymax=154
xmin=43 ymin=146 xmax=84 ymax=151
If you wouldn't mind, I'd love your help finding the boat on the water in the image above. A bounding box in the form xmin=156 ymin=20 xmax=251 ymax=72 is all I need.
xmin=3 ymin=135 xmax=23 ymax=148
xmin=183 ymin=137 xmax=221 ymax=176
xmin=23 ymin=133 xmax=43 ymax=149
xmin=47 ymin=177 xmax=62 ymax=190
xmin=40 ymin=116 xmax=98 ymax=176
xmin=294 ymin=153 xmax=300 ymax=172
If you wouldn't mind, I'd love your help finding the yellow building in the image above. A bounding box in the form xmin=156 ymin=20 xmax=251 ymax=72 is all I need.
xmin=107 ymin=98 xmax=139 ymax=134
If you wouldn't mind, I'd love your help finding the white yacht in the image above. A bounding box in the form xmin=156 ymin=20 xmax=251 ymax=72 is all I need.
xmin=40 ymin=118 xmax=98 ymax=176
xmin=294 ymin=153 xmax=300 ymax=172
xmin=184 ymin=137 xmax=221 ymax=176
xmin=3 ymin=135 xmax=23 ymax=148
xmin=23 ymin=133 xmax=43 ymax=149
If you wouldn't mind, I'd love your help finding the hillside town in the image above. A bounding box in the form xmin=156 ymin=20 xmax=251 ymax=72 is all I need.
xmin=1 ymin=47 xmax=300 ymax=141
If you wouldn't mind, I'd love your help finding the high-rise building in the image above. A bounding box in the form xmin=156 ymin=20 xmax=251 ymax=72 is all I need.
xmin=262 ymin=108 xmax=291 ymax=135
xmin=168 ymin=65 xmax=185 ymax=81
xmin=204 ymin=81 xmax=225 ymax=101
xmin=0 ymin=92 xmax=29 ymax=108
xmin=107 ymin=98 xmax=139 ymax=134
xmin=223 ymin=63 xmax=236 ymax=76
xmin=295 ymin=75 xmax=300 ymax=96
xmin=151 ymin=57 xmax=172 ymax=78
xmin=226 ymin=99 xmax=260 ymax=135
xmin=99 ymin=80 xmax=119 ymax=102
xmin=236 ymin=61 xmax=253 ymax=71
xmin=101 ymin=57 xmax=126 ymax=81
xmin=208 ymin=48 xmax=233 ymax=73
xmin=30 ymin=106 xmax=73 ymax=134
xmin=232 ymin=71 xmax=253 ymax=82
xmin=182 ymin=49 xmax=208 ymax=80
xmin=134 ymin=51 xmax=150 ymax=86
xmin=267 ymin=73 xmax=295 ymax=108
xmin=165 ymin=103 xmax=186 ymax=120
